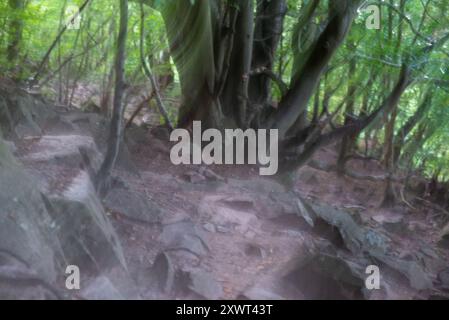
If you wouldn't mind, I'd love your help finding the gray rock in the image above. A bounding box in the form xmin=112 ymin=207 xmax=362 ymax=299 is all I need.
xmin=203 ymin=223 xmax=216 ymax=233
xmin=23 ymin=135 xmax=102 ymax=170
xmin=0 ymin=93 xmax=135 ymax=298
xmin=308 ymin=202 xmax=367 ymax=254
xmin=284 ymin=252 xmax=367 ymax=300
xmin=104 ymin=186 xmax=161 ymax=224
xmin=0 ymin=138 xmax=62 ymax=283
xmin=295 ymin=197 xmax=315 ymax=227
xmin=43 ymin=116 xmax=79 ymax=135
xmin=44 ymin=171 xmax=127 ymax=273
xmin=372 ymin=213 xmax=405 ymax=234
xmin=0 ymin=88 xmax=54 ymax=138
xmin=0 ymin=250 xmax=60 ymax=300
xmin=298 ymin=199 xmax=391 ymax=255
xmin=125 ymin=126 xmax=149 ymax=146
xmin=227 ymin=177 xmax=286 ymax=194
xmin=298 ymin=168 xmax=319 ymax=185
xmin=85 ymin=115 xmax=139 ymax=175
xmin=216 ymin=226 xmax=231 ymax=233
xmin=298 ymin=198 xmax=432 ymax=292
xmin=184 ymin=171 xmax=207 ymax=184
xmin=188 ymin=271 xmax=223 ymax=300
xmin=81 ymin=276 xmax=124 ymax=300
xmin=198 ymin=195 xmax=259 ymax=234
xmin=160 ymin=221 xmax=209 ymax=257
xmin=439 ymin=222 xmax=449 ymax=248
xmin=438 ymin=268 xmax=449 ymax=289
xmin=149 ymin=252 xmax=175 ymax=294
xmin=371 ymin=252 xmax=433 ymax=291
xmin=241 ymin=286 xmax=285 ymax=300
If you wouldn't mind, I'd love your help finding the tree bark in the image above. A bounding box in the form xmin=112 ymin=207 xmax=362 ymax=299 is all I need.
xmin=160 ymin=0 xmax=218 ymax=128
xmin=7 ymin=0 xmax=26 ymax=65
xmin=269 ymin=0 xmax=361 ymax=139
xmin=336 ymin=42 xmax=357 ymax=174
xmin=248 ymin=0 xmax=286 ymax=124
xmin=278 ymin=63 xmax=411 ymax=174
xmin=393 ymin=90 xmax=432 ymax=165
xmin=95 ymin=0 xmax=128 ymax=196
xmin=220 ymin=0 xmax=254 ymax=127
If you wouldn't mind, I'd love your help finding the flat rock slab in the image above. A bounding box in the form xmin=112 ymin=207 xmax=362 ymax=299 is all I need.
xmin=198 ymin=195 xmax=260 ymax=234
xmin=160 ymin=221 xmax=209 ymax=257
xmin=23 ymin=135 xmax=101 ymax=166
xmin=188 ymin=271 xmax=223 ymax=300
xmin=104 ymin=187 xmax=161 ymax=224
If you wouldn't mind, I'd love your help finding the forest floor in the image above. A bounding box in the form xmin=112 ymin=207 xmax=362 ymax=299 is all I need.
xmin=7 ymin=95 xmax=449 ymax=300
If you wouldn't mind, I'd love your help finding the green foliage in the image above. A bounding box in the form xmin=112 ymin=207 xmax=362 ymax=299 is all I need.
xmin=0 ymin=0 xmax=448 ymax=181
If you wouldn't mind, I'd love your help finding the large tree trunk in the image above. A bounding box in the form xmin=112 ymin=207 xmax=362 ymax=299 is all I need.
xmin=219 ymin=0 xmax=254 ymax=127
xmin=269 ymin=1 xmax=360 ymax=139
xmin=247 ymin=0 xmax=286 ymax=126
xmin=95 ymin=0 xmax=128 ymax=196
xmin=160 ymin=0 xmax=219 ymax=128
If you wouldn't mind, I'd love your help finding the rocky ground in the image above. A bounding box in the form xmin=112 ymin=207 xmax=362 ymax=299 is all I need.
xmin=0 ymin=85 xmax=448 ymax=300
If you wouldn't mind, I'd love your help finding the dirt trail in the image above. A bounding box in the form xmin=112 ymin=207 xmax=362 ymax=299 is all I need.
xmin=11 ymin=107 xmax=449 ymax=300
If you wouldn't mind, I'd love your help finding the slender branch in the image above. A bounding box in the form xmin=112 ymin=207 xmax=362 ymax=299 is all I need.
xmin=31 ymin=0 xmax=92 ymax=85
xmin=139 ymin=2 xmax=173 ymax=130
xmin=249 ymin=67 xmax=288 ymax=96
xmin=370 ymin=1 xmax=430 ymax=43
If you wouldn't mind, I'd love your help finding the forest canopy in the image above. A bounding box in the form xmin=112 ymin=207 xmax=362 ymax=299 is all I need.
xmin=1 ymin=0 xmax=449 ymax=202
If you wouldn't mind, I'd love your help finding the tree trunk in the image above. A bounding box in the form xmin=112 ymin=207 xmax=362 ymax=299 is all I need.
xmin=269 ymin=1 xmax=360 ymax=139
xmin=7 ymin=0 xmax=25 ymax=66
xmin=393 ymin=90 xmax=432 ymax=165
xmin=219 ymin=0 xmax=254 ymax=127
xmin=336 ymin=42 xmax=357 ymax=174
xmin=248 ymin=0 xmax=286 ymax=125
xmin=160 ymin=0 xmax=219 ymax=128
xmin=95 ymin=0 xmax=128 ymax=196
xmin=380 ymin=107 xmax=398 ymax=207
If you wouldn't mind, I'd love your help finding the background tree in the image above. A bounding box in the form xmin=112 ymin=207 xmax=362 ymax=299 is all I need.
xmin=95 ymin=0 xmax=129 ymax=195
